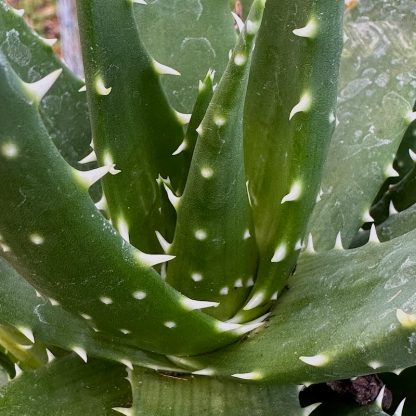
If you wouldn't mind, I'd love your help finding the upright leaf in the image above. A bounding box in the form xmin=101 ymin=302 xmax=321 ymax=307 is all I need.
xmin=242 ymin=0 xmax=344 ymax=310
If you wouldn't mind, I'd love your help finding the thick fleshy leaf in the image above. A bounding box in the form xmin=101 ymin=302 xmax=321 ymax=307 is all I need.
xmin=242 ymin=0 xmax=344 ymax=310
xmin=77 ymin=0 xmax=188 ymax=252
xmin=0 ymin=55 xmax=243 ymax=356
xmin=0 ymin=1 xmax=91 ymax=166
xmin=0 ymin=355 xmax=131 ymax=415
xmin=0 ymin=257 xmax=184 ymax=371
xmin=308 ymin=0 xmax=416 ymax=251
xmin=128 ymin=367 xmax=302 ymax=416
xmin=186 ymin=228 xmax=416 ymax=384
xmin=166 ymin=1 xmax=264 ymax=320
xmin=135 ymin=0 xmax=236 ymax=113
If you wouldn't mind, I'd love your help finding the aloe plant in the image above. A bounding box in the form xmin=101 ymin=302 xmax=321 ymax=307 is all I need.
xmin=0 ymin=0 xmax=415 ymax=414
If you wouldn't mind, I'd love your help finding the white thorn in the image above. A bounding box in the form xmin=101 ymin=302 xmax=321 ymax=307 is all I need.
xmin=295 ymin=239 xmax=303 ymax=250
xmin=334 ymin=232 xmax=343 ymax=250
xmin=362 ymin=209 xmax=374 ymax=223
xmin=281 ymin=181 xmax=302 ymax=203
xmin=244 ymin=229 xmax=251 ymax=239
xmin=368 ymin=360 xmax=383 ymax=369
xmin=369 ymin=224 xmax=380 ymax=243
xmin=132 ymin=0 xmax=147 ymax=4
xmin=74 ymin=165 xmax=119 ymax=188
xmin=181 ymin=297 xmax=219 ymax=311
xmin=175 ymin=111 xmax=192 ymax=125
xmin=13 ymin=8 xmax=25 ymax=16
xmin=271 ymin=291 xmax=278 ymax=300
xmin=153 ymin=60 xmax=181 ymax=76
xmin=49 ymin=298 xmax=60 ymax=306
xmin=78 ymin=85 xmax=87 ymax=92
xmin=198 ymin=80 xmax=205 ymax=92
xmin=219 ymin=286 xmax=229 ymax=295
xmin=72 ymin=346 xmax=88 ymax=363
xmin=23 ymin=69 xmax=63 ymax=102
xmin=393 ymin=368 xmax=404 ymax=375
xmin=46 ymin=349 xmax=56 ymax=363
xmin=394 ymin=399 xmax=406 ymax=416
xmin=135 ymin=251 xmax=175 ymax=267
xmin=271 ymin=243 xmax=287 ymax=263
xmin=117 ymin=218 xmax=130 ymax=243
xmin=79 ymin=151 xmax=97 ymax=164
xmin=17 ymin=326 xmax=34 ymax=343
xmin=246 ymin=277 xmax=254 ymax=287
xmin=231 ymin=371 xmax=263 ymax=380
xmin=316 ymin=192 xmax=321 ymax=202
xmin=241 ymin=312 xmax=271 ymax=326
xmin=112 ymin=408 xmax=133 ymax=416
xmin=192 ymin=368 xmax=215 ymax=376
xmin=95 ymin=77 xmax=112 ymax=96
xmin=234 ymin=278 xmax=243 ymax=288
xmin=246 ymin=19 xmax=260 ymax=35
xmin=234 ymin=321 xmax=265 ymax=336
xmin=231 ymin=11 xmax=245 ymax=33
xmin=305 ymin=233 xmax=315 ymax=253
xmin=385 ymin=163 xmax=400 ymax=178
xmin=14 ymin=363 xmax=23 ymax=377
xmin=299 ymin=354 xmax=329 ymax=367
xmin=103 ymin=152 xmax=121 ymax=175
xmin=405 ymin=111 xmax=416 ymax=124
xmin=120 ymin=359 xmax=134 ymax=370
xmin=293 ymin=18 xmax=318 ymax=38
xmin=409 ymin=148 xmax=416 ymax=162
xmin=172 ymin=140 xmax=187 ymax=156
xmin=302 ymin=403 xmax=321 ymax=416
xmin=243 ymin=291 xmax=266 ymax=310
xmin=40 ymin=37 xmax=57 ymax=47
xmin=289 ymin=92 xmax=312 ymax=120
xmin=215 ymin=321 xmax=241 ymax=332
xmin=155 ymin=231 xmax=171 ymax=253
xmin=95 ymin=194 xmax=108 ymax=211
xmin=396 ymin=308 xmax=416 ymax=328
xmin=376 ymin=385 xmax=385 ymax=409
xmin=163 ymin=183 xmax=181 ymax=209
xmin=196 ymin=123 xmax=204 ymax=136
xmin=389 ymin=200 xmax=399 ymax=216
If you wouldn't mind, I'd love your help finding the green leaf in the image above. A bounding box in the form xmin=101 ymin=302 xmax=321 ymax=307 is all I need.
xmin=308 ymin=1 xmax=416 ymax=251
xmin=0 ymin=355 xmax=131 ymax=415
xmin=165 ymin=1 xmax=264 ymax=320
xmin=0 ymin=257 xmax=185 ymax=371
xmin=135 ymin=0 xmax=236 ymax=113
xmin=0 ymin=1 xmax=91 ymax=166
xmin=351 ymin=203 xmax=416 ymax=248
xmin=186 ymin=229 xmax=416 ymax=384
xmin=370 ymin=164 xmax=416 ymax=226
xmin=126 ymin=366 xmax=302 ymax=416
xmin=77 ymin=0 xmax=188 ymax=252
xmin=242 ymin=0 xmax=344 ymax=310
xmin=0 ymin=55 xmax=243 ymax=356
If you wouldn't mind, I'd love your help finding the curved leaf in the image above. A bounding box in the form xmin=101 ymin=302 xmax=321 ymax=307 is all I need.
xmin=308 ymin=0 xmax=416 ymax=251
xmin=187 ymin=229 xmax=416 ymax=384
xmin=128 ymin=367 xmax=302 ymax=416
xmin=0 ymin=355 xmax=131 ymax=415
